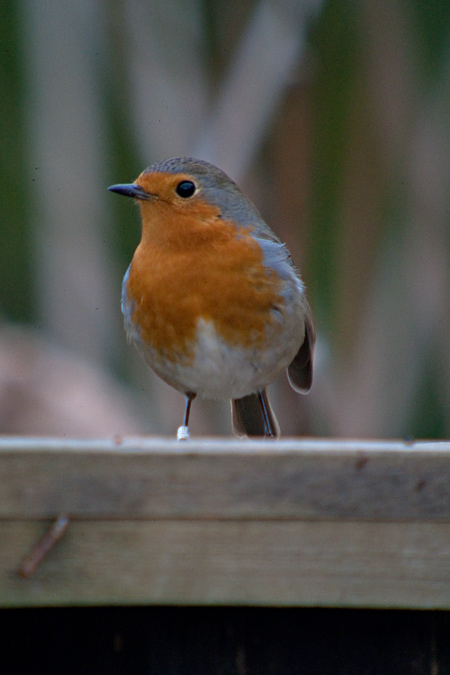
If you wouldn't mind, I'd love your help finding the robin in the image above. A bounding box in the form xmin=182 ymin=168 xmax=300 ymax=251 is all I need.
xmin=108 ymin=157 xmax=315 ymax=440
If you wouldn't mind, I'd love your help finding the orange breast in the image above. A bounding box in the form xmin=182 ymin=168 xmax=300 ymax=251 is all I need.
xmin=125 ymin=200 xmax=283 ymax=362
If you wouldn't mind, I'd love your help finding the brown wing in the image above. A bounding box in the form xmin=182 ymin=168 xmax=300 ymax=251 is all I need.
xmin=287 ymin=302 xmax=315 ymax=393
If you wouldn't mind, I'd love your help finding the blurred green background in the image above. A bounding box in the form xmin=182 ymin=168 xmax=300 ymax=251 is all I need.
xmin=1 ymin=0 xmax=450 ymax=438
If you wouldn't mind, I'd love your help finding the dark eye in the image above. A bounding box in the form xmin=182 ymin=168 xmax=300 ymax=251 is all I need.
xmin=176 ymin=180 xmax=196 ymax=198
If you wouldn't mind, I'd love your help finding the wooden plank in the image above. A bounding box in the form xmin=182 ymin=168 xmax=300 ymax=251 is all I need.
xmin=2 ymin=437 xmax=450 ymax=609
xmin=3 ymin=519 xmax=450 ymax=608
xmin=0 ymin=437 xmax=450 ymax=520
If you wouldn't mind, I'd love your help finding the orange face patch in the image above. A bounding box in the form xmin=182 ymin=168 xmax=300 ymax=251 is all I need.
xmin=124 ymin=174 xmax=284 ymax=362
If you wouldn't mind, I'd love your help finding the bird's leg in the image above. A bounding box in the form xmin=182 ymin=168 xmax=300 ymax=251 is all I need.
xmin=177 ymin=391 xmax=196 ymax=441
xmin=258 ymin=390 xmax=278 ymax=438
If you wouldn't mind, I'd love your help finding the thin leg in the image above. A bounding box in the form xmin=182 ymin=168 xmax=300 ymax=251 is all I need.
xmin=258 ymin=390 xmax=279 ymax=438
xmin=177 ymin=391 xmax=196 ymax=441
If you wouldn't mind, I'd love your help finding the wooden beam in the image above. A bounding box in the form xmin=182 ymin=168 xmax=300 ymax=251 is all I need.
xmin=1 ymin=437 xmax=449 ymax=520
xmin=1 ymin=438 xmax=450 ymax=608
xmin=3 ymin=520 xmax=450 ymax=608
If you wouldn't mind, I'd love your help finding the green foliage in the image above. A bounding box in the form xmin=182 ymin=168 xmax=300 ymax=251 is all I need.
xmin=0 ymin=0 xmax=33 ymax=321
xmin=308 ymin=0 xmax=362 ymax=327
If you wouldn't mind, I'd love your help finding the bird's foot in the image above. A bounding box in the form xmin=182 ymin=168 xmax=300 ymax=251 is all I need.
xmin=177 ymin=425 xmax=191 ymax=441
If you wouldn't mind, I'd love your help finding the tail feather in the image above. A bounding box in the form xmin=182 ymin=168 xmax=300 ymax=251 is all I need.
xmin=231 ymin=389 xmax=280 ymax=439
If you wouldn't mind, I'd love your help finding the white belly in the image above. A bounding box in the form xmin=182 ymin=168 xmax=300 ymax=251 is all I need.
xmin=137 ymin=317 xmax=303 ymax=400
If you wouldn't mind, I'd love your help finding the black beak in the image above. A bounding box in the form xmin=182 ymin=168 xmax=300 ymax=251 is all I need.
xmin=108 ymin=183 xmax=153 ymax=201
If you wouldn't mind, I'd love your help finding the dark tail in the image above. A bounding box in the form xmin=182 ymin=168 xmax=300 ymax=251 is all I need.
xmin=231 ymin=389 xmax=280 ymax=439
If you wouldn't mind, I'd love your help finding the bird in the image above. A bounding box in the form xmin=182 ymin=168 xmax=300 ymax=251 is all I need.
xmin=108 ymin=157 xmax=315 ymax=440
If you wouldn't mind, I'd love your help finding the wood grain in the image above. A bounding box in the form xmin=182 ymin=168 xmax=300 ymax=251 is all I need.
xmin=3 ymin=520 xmax=450 ymax=608
xmin=0 ymin=437 xmax=449 ymax=520
xmin=1 ymin=437 xmax=450 ymax=608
